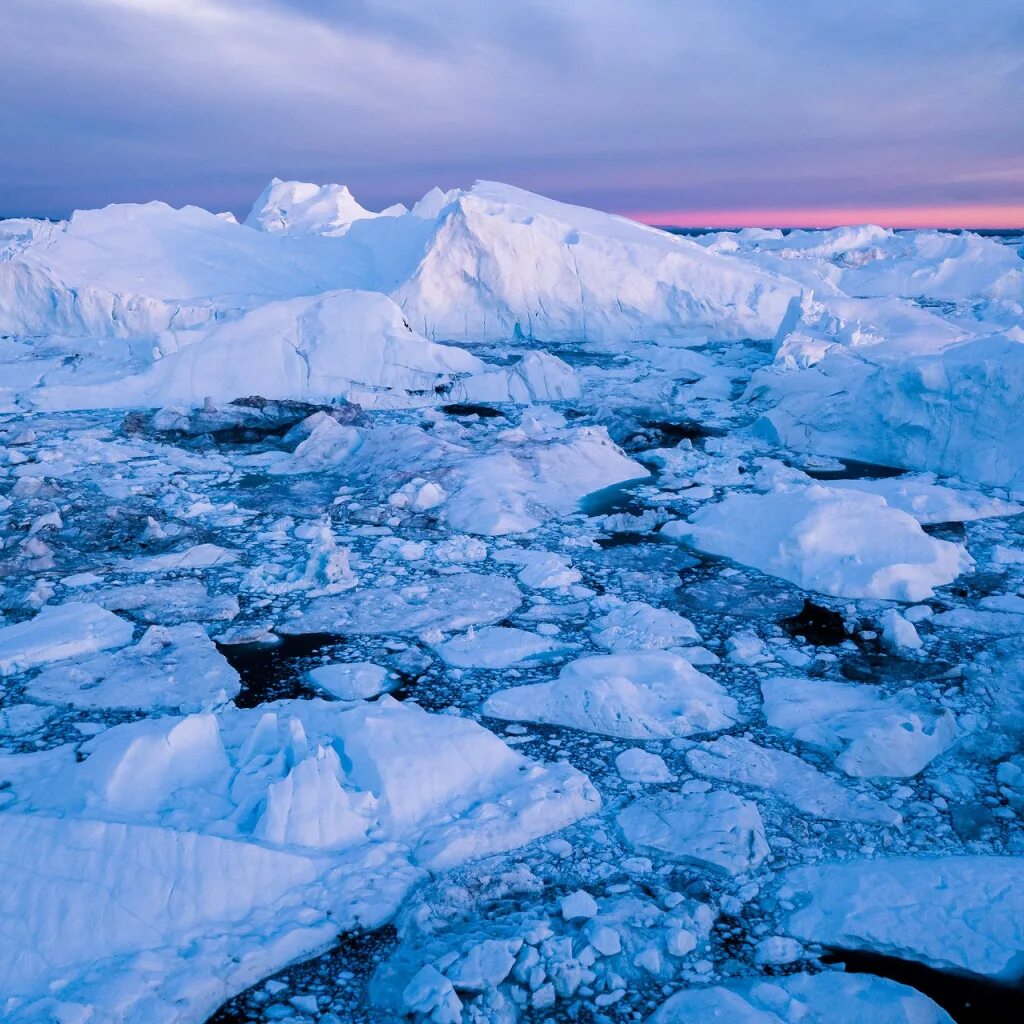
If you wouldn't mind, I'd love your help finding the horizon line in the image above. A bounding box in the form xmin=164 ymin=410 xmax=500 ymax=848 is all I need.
xmin=624 ymin=203 xmax=1024 ymax=231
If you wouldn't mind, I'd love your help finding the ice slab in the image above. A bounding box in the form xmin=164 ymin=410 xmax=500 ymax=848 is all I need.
xmin=664 ymin=483 xmax=970 ymax=601
xmin=434 ymin=626 xmax=577 ymax=669
xmin=0 ymin=603 xmax=133 ymax=676
xmin=26 ymin=622 xmax=240 ymax=711
xmin=306 ymin=662 xmax=391 ymax=700
xmin=617 ymin=789 xmax=770 ymax=876
xmin=484 ymin=652 xmax=739 ymax=739
xmin=761 ymin=676 xmax=957 ymax=778
xmin=781 ymin=856 xmax=1024 ymax=981
xmin=686 ymin=736 xmax=901 ymax=824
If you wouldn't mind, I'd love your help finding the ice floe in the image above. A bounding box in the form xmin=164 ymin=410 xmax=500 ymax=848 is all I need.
xmin=685 ymin=735 xmax=901 ymax=824
xmin=617 ymin=788 xmax=770 ymax=876
xmin=780 ymin=856 xmax=1024 ymax=980
xmin=762 ymin=676 xmax=958 ymax=778
xmin=648 ymin=971 xmax=954 ymax=1023
xmin=25 ymin=622 xmax=239 ymax=711
xmin=664 ymin=483 xmax=971 ymax=601
xmin=0 ymin=697 xmax=599 ymax=1020
xmin=0 ymin=602 xmax=133 ymax=676
xmin=484 ymin=652 xmax=739 ymax=739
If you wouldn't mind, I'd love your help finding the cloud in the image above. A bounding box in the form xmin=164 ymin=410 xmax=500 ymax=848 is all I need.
xmin=1 ymin=0 xmax=1022 ymax=219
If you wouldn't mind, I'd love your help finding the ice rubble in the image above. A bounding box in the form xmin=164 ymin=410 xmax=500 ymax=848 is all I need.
xmin=663 ymin=483 xmax=971 ymax=601
xmin=484 ymin=652 xmax=739 ymax=739
xmin=245 ymin=411 xmax=645 ymax=537
xmin=780 ymin=856 xmax=1024 ymax=980
xmin=375 ymin=877 xmax=715 ymax=1022
xmin=648 ymin=971 xmax=954 ymax=1023
xmin=0 ymin=698 xmax=598 ymax=1020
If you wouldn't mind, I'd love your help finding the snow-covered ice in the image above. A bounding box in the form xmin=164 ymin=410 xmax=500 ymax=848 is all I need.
xmin=0 ymin=603 xmax=133 ymax=676
xmin=648 ymin=971 xmax=954 ymax=1023
xmin=483 ymin=652 xmax=739 ymax=739
xmin=305 ymin=661 xmax=392 ymax=701
xmin=685 ymin=735 xmax=901 ymax=824
xmin=617 ymin=788 xmax=770 ymax=875
xmin=781 ymin=856 xmax=1024 ymax=980
xmin=25 ymin=622 xmax=240 ymax=711
xmin=0 ymin=698 xmax=598 ymax=1020
xmin=762 ymin=676 xmax=958 ymax=778
xmin=664 ymin=483 xmax=971 ymax=601
xmin=433 ymin=626 xmax=577 ymax=669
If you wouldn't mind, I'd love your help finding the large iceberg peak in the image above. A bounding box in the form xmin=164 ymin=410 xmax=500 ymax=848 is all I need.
xmin=245 ymin=177 xmax=404 ymax=236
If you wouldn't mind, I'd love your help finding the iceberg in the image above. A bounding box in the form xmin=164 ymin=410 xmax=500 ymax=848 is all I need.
xmin=663 ymin=482 xmax=971 ymax=601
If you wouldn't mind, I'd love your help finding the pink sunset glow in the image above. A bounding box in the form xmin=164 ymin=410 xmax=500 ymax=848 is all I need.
xmin=628 ymin=204 xmax=1024 ymax=230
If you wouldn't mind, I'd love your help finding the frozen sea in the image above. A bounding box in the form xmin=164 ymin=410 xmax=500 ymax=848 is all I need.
xmin=0 ymin=181 xmax=1022 ymax=1024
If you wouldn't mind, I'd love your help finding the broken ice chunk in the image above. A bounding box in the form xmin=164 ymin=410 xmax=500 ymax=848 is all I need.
xmin=762 ymin=676 xmax=957 ymax=778
xmin=26 ymin=622 xmax=240 ymax=711
xmin=0 ymin=602 xmax=133 ymax=676
xmin=433 ymin=626 xmax=577 ymax=669
xmin=663 ymin=484 xmax=971 ymax=601
xmin=617 ymin=789 xmax=769 ymax=876
xmin=306 ymin=662 xmax=391 ymax=700
xmin=484 ymin=652 xmax=739 ymax=740
xmin=685 ymin=735 xmax=900 ymax=824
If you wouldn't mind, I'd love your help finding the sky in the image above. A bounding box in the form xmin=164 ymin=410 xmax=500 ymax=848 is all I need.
xmin=2 ymin=0 xmax=1023 ymax=227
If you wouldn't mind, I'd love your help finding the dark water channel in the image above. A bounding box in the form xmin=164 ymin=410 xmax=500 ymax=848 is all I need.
xmin=218 ymin=633 xmax=347 ymax=707
xmin=823 ymin=950 xmax=1024 ymax=1024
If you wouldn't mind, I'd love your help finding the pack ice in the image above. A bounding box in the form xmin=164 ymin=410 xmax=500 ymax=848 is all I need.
xmin=1 ymin=180 xmax=1022 ymax=1024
